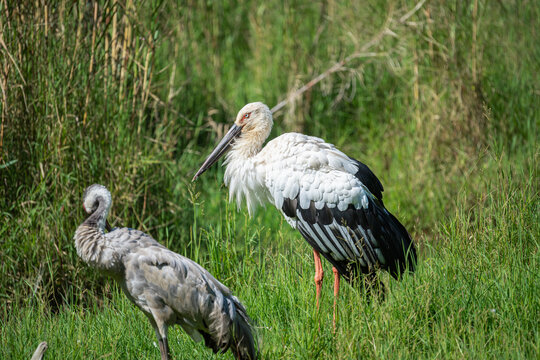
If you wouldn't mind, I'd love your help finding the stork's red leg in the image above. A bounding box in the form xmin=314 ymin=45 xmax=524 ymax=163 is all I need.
xmin=332 ymin=267 xmax=340 ymax=331
xmin=313 ymin=249 xmax=324 ymax=309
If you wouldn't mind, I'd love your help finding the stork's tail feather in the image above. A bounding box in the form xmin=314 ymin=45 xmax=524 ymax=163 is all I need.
xmin=386 ymin=211 xmax=417 ymax=278
xmin=230 ymin=297 xmax=258 ymax=360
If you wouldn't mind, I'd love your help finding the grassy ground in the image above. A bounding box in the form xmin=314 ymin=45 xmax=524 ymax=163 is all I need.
xmin=1 ymin=0 xmax=538 ymax=359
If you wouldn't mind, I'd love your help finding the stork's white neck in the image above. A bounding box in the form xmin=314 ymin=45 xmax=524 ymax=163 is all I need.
xmin=232 ymin=127 xmax=269 ymax=158
xmin=223 ymin=144 xmax=268 ymax=216
xmin=221 ymin=107 xmax=273 ymax=215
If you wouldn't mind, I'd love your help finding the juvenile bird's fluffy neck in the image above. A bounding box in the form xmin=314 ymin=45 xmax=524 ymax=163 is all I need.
xmin=83 ymin=197 xmax=110 ymax=232
xmin=75 ymin=194 xmax=112 ymax=269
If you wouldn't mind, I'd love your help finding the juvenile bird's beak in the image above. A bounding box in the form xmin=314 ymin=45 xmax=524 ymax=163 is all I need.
xmin=192 ymin=124 xmax=242 ymax=181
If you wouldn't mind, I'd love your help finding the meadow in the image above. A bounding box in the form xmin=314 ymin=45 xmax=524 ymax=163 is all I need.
xmin=0 ymin=0 xmax=538 ymax=358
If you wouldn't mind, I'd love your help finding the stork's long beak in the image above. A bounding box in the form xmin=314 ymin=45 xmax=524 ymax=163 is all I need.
xmin=192 ymin=124 xmax=242 ymax=181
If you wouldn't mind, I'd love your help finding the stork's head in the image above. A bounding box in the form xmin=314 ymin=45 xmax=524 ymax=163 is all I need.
xmin=193 ymin=102 xmax=273 ymax=181
xmin=233 ymin=102 xmax=273 ymax=133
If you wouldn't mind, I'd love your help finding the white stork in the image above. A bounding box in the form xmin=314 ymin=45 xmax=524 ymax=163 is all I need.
xmin=193 ymin=102 xmax=416 ymax=325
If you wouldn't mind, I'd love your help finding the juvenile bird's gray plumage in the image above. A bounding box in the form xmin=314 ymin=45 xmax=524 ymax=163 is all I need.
xmin=74 ymin=184 xmax=257 ymax=360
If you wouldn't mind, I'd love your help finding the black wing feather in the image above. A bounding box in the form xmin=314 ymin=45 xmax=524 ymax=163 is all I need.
xmin=282 ymin=198 xmax=297 ymax=217
xmin=317 ymin=205 xmax=333 ymax=225
xmin=351 ymin=159 xmax=384 ymax=202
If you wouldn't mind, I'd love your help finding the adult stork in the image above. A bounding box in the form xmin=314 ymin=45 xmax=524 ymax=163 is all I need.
xmin=74 ymin=184 xmax=257 ymax=360
xmin=193 ymin=102 xmax=416 ymax=325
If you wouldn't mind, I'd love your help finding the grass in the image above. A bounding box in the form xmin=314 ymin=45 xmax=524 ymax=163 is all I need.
xmin=2 ymin=157 xmax=538 ymax=359
xmin=0 ymin=0 xmax=538 ymax=359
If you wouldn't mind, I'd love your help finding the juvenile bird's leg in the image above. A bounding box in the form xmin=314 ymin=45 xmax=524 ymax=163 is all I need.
xmin=152 ymin=327 xmax=169 ymax=360
xmin=313 ymin=250 xmax=324 ymax=309
xmin=150 ymin=312 xmax=171 ymax=360
xmin=158 ymin=338 xmax=170 ymax=360
xmin=332 ymin=267 xmax=340 ymax=331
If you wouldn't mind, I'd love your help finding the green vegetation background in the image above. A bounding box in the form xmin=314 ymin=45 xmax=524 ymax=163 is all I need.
xmin=0 ymin=0 xmax=538 ymax=358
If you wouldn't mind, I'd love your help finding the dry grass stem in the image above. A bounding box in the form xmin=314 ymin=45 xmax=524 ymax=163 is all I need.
xmin=271 ymin=0 xmax=427 ymax=115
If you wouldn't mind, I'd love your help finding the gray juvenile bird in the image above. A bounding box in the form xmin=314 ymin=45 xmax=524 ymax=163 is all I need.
xmin=74 ymin=184 xmax=257 ymax=360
